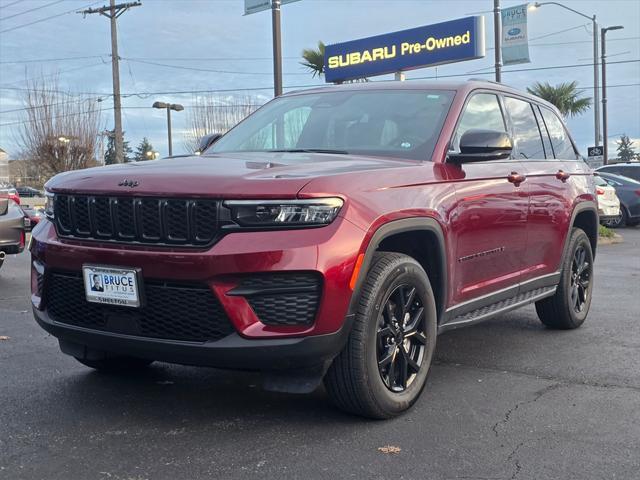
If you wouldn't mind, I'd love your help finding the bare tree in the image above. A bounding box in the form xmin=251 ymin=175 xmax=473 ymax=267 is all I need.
xmin=183 ymin=95 xmax=262 ymax=153
xmin=16 ymin=77 xmax=103 ymax=177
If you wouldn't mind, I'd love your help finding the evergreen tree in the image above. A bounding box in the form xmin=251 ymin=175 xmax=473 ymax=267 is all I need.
xmin=616 ymin=134 xmax=637 ymax=163
xmin=104 ymin=129 xmax=133 ymax=164
xmin=134 ymin=137 xmax=155 ymax=161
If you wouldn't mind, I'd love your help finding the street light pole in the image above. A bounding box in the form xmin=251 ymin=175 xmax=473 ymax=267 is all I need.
xmin=271 ymin=0 xmax=283 ymax=97
xmin=152 ymin=101 xmax=184 ymax=157
xmin=166 ymin=107 xmax=173 ymax=156
xmin=601 ymin=25 xmax=624 ymax=165
xmin=532 ymin=2 xmax=601 ymax=147
xmin=493 ymin=0 xmax=502 ymax=82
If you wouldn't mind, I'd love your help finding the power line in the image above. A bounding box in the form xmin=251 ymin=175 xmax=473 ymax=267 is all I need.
xmin=0 ymin=1 xmax=24 ymax=11
xmin=79 ymin=0 xmax=142 ymax=164
xmin=529 ymin=36 xmax=640 ymax=47
xmin=0 ymin=0 xmax=101 ymax=34
xmin=6 ymin=82 xmax=640 ymax=118
xmin=0 ymin=54 xmax=110 ymax=65
xmin=0 ymin=61 xmax=109 ymax=88
xmin=0 ymin=0 xmax=65 ymax=21
xmin=123 ymin=58 xmax=310 ymax=76
xmin=1 ymin=59 xmax=638 ymax=99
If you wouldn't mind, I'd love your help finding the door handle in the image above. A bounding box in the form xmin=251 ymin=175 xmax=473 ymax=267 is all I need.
xmin=556 ymin=170 xmax=571 ymax=182
xmin=507 ymin=171 xmax=526 ymax=186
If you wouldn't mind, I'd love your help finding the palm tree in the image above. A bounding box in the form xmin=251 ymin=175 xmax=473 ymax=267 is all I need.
xmin=526 ymin=81 xmax=592 ymax=118
xmin=300 ymin=41 xmax=325 ymax=78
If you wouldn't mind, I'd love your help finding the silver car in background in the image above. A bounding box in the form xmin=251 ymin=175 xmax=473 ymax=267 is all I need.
xmin=0 ymin=190 xmax=26 ymax=271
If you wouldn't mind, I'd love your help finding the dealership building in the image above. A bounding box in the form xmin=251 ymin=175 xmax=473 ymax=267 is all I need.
xmin=0 ymin=148 xmax=9 ymax=185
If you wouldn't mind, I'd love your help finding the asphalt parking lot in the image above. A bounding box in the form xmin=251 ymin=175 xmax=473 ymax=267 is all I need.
xmin=1 ymin=228 xmax=639 ymax=480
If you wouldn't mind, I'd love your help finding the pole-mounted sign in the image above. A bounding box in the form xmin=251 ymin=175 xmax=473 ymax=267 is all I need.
xmin=323 ymin=16 xmax=485 ymax=84
xmin=501 ymin=3 xmax=530 ymax=65
xmin=244 ymin=0 xmax=299 ymax=15
xmin=587 ymin=146 xmax=604 ymax=169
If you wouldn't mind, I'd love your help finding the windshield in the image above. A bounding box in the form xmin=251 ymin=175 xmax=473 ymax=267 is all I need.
xmin=209 ymin=89 xmax=455 ymax=161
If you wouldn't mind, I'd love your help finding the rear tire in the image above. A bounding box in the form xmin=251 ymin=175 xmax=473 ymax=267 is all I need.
xmin=324 ymin=252 xmax=437 ymax=419
xmin=75 ymin=356 xmax=154 ymax=372
xmin=535 ymin=228 xmax=593 ymax=329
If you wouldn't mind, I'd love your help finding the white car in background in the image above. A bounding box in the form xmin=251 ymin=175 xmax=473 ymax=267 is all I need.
xmin=594 ymin=174 xmax=621 ymax=224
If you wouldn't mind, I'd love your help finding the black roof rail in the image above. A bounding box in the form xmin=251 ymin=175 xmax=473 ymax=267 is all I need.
xmin=467 ymin=78 xmax=503 ymax=85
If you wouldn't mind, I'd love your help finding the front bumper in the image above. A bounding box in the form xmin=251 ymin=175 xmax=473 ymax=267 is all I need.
xmin=30 ymin=216 xmax=365 ymax=368
xmin=33 ymin=306 xmax=353 ymax=370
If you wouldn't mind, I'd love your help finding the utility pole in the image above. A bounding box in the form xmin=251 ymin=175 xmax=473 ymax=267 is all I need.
xmin=493 ymin=0 xmax=502 ymax=82
xmin=530 ymin=4 xmax=601 ymax=147
xmin=79 ymin=1 xmax=141 ymax=164
xmin=601 ymin=25 xmax=624 ymax=165
xmin=592 ymin=16 xmax=600 ymax=147
xmin=272 ymin=0 xmax=283 ymax=97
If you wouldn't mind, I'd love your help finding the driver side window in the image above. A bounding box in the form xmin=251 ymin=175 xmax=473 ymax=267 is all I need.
xmin=453 ymin=93 xmax=506 ymax=152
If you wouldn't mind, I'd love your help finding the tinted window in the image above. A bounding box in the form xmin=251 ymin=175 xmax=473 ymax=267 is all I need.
xmin=504 ymin=97 xmax=545 ymax=159
xmin=211 ymin=90 xmax=455 ymax=161
xmin=534 ymin=105 xmax=554 ymax=159
xmin=539 ymin=107 xmax=577 ymax=159
xmin=453 ymin=93 xmax=506 ymax=151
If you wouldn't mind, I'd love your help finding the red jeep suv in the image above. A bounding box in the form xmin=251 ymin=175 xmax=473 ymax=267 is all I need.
xmin=31 ymin=80 xmax=598 ymax=418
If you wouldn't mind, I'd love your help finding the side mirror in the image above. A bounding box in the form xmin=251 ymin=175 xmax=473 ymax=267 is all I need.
xmin=196 ymin=133 xmax=222 ymax=155
xmin=448 ymin=129 xmax=513 ymax=163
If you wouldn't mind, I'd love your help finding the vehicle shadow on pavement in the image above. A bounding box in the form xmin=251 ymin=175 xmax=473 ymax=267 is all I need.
xmin=35 ymin=309 xmax=555 ymax=427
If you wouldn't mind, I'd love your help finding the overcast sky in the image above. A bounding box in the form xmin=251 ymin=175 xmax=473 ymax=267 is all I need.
xmin=1 ymin=0 xmax=639 ymax=159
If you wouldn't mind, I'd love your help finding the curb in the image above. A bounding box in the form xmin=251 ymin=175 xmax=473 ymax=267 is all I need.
xmin=598 ymin=233 xmax=624 ymax=245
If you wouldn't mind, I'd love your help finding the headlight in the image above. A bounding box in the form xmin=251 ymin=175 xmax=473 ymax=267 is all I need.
xmin=224 ymin=198 xmax=343 ymax=227
xmin=44 ymin=191 xmax=55 ymax=219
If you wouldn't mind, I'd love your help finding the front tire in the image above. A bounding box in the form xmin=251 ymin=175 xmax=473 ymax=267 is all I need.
xmin=535 ymin=228 xmax=594 ymax=329
xmin=324 ymin=252 xmax=437 ymax=419
xmin=75 ymin=356 xmax=154 ymax=372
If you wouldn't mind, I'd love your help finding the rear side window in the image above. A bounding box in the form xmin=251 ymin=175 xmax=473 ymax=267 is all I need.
xmin=539 ymin=107 xmax=578 ymax=159
xmin=533 ymin=105 xmax=554 ymax=159
xmin=504 ymin=97 xmax=545 ymax=159
xmin=453 ymin=93 xmax=506 ymax=152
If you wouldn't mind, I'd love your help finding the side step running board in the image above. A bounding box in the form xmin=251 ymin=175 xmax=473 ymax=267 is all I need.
xmin=439 ymin=286 xmax=557 ymax=333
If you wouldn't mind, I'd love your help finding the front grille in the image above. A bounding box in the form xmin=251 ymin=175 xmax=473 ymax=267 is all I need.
xmin=53 ymin=195 xmax=220 ymax=247
xmin=231 ymin=272 xmax=322 ymax=326
xmin=46 ymin=271 xmax=235 ymax=342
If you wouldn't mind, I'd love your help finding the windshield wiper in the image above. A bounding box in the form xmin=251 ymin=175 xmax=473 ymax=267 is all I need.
xmin=269 ymin=148 xmax=349 ymax=155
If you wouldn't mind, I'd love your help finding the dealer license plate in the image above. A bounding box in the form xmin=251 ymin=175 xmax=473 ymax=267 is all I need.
xmin=83 ymin=265 xmax=142 ymax=308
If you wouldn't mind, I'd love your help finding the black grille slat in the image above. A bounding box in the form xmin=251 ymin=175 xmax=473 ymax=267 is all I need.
xmin=53 ymin=195 xmax=220 ymax=247
xmin=165 ymin=200 xmax=189 ymax=242
xmin=140 ymin=199 xmax=162 ymax=240
xmin=72 ymin=197 xmax=91 ymax=235
xmin=194 ymin=201 xmax=217 ymax=242
xmin=46 ymin=272 xmax=235 ymax=342
xmin=115 ymin=198 xmax=136 ymax=239
xmin=93 ymin=197 xmax=113 ymax=237
xmin=54 ymin=196 xmax=72 ymax=232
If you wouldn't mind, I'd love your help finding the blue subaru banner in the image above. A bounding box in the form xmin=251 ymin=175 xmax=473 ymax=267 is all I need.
xmin=324 ymin=16 xmax=485 ymax=83
xmin=501 ymin=3 xmax=531 ymax=65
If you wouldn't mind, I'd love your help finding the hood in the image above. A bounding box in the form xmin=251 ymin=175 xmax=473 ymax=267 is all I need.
xmin=45 ymin=152 xmax=415 ymax=198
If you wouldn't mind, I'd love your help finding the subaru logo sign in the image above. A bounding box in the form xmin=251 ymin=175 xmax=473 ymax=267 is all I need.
xmin=508 ymin=27 xmax=521 ymax=35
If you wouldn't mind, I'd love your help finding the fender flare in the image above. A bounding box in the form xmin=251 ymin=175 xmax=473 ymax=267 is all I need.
xmin=347 ymin=217 xmax=448 ymax=322
xmin=562 ymin=201 xmax=599 ymax=262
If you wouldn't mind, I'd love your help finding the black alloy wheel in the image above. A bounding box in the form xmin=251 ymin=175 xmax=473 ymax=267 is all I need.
xmin=570 ymin=245 xmax=592 ymax=314
xmin=377 ymin=284 xmax=427 ymax=392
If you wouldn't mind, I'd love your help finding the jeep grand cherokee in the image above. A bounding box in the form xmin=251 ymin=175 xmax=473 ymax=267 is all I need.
xmin=30 ymin=80 xmax=598 ymax=418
